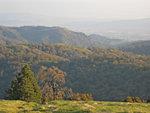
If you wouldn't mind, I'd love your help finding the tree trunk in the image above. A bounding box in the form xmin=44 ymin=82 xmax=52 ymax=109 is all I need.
xmin=53 ymin=82 xmax=56 ymax=100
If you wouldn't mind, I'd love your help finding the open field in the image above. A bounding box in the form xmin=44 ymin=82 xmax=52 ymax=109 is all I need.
xmin=0 ymin=100 xmax=150 ymax=113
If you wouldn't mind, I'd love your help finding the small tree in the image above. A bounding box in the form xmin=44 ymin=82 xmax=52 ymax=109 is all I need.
xmin=134 ymin=97 xmax=142 ymax=103
xmin=6 ymin=64 xmax=42 ymax=103
xmin=147 ymin=97 xmax=150 ymax=103
xmin=122 ymin=96 xmax=133 ymax=102
xmin=36 ymin=66 xmax=66 ymax=101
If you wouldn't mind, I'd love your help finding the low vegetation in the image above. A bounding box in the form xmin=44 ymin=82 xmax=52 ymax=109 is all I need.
xmin=1 ymin=100 xmax=150 ymax=113
xmin=122 ymin=96 xmax=143 ymax=103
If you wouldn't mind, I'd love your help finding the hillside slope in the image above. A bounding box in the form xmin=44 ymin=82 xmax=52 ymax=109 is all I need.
xmin=0 ymin=43 xmax=150 ymax=101
xmin=120 ymin=40 xmax=150 ymax=55
xmin=0 ymin=26 xmax=103 ymax=47
xmin=89 ymin=34 xmax=131 ymax=47
xmin=1 ymin=100 xmax=150 ymax=113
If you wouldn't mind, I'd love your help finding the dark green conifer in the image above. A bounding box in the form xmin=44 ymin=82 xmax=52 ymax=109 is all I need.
xmin=6 ymin=64 xmax=42 ymax=103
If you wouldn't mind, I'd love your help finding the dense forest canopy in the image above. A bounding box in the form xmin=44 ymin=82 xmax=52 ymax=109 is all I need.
xmin=0 ymin=43 xmax=150 ymax=101
xmin=120 ymin=40 xmax=150 ymax=55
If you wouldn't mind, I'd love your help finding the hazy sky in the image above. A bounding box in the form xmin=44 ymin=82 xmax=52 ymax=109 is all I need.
xmin=0 ymin=0 xmax=150 ymax=20
xmin=0 ymin=0 xmax=150 ymax=40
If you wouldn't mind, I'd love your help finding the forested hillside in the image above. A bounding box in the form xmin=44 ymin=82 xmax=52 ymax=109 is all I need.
xmin=89 ymin=34 xmax=131 ymax=47
xmin=120 ymin=40 xmax=150 ymax=55
xmin=0 ymin=43 xmax=150 ymax=101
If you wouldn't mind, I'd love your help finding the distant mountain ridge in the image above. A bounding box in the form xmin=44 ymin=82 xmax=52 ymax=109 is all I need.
xmin=0 ymin=25 xmax=103 ymax=47
xmin=0 ymin=25 xmax=137 ymax=48
xmin=89 ymin=34 xmax=131 ymax=47
xmin=65 ymin=18 xmax=150 ymax=40
xmin=2 ymin=25 xmax=150 ymax=49
xmin=0 ymin=26 xmax=28 ymax=44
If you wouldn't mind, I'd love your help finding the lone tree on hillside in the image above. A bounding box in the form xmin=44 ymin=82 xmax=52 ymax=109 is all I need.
xmin=36 ymin=66 xmax=67 ymax=101
xmin=5 ymin=64 xmax=42 ymax=103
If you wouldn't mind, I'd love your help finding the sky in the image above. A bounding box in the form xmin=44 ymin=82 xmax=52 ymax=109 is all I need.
xmin=0 ymin=0 xmax=150 ymax=21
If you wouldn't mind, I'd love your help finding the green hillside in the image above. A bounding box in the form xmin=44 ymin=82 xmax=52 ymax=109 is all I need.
xmin=0 ymin=26 xmax=28 ymax=44
xmin=0 ymin=100 xmax=150 ymax=113
xmin=120 ymin=40 xmax=150 ymax=55
xmin=0 ymin=43 xmax=150 ymax=101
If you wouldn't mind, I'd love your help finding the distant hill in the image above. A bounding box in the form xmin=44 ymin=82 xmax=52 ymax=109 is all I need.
xmin=0 ymin=25 xmax=103 ymax=47
xmin=65 ymin=18 xmax=150 ymax=40
xmin=120 ymin=40 xmax=150 ymax=55
xmin=0 ymin=26 xmax=28 ymax=44
xmin=89 ymin=34 xmax=131 ymax=47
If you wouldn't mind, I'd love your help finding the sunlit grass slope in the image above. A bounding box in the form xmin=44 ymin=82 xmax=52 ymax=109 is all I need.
xmin=0 ymin=100 xmax=150 ymax=113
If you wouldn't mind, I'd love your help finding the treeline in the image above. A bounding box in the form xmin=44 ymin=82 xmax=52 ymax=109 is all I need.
xmin=120 ymin=40 xmax=150 ymax=55
xmin=122 ymin=96 xmax=150 ymax=103
xmin=0 ymin=43 xmax=150 ymax=101
xmin=5 ymin=64 xmax=93 ymax=103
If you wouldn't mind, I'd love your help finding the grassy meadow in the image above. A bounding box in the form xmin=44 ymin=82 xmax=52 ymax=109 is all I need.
xmin=0 ymin=100 xmax=150 ymax=113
